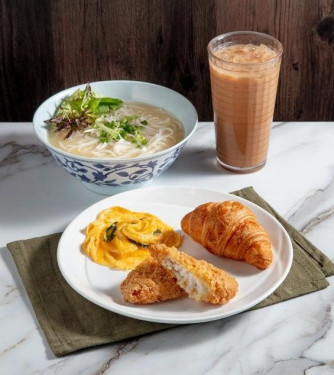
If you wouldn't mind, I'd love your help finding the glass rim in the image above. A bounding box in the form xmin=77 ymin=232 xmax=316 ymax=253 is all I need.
xmin=207 ymin=31 xmax=283 ymax=67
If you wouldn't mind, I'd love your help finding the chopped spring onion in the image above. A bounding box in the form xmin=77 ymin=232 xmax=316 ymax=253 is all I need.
xmin=45 ymin=84 xmax=152 ymax=146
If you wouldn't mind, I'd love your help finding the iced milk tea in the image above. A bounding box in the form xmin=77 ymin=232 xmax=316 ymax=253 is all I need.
xmin=208 ymin=32 xmax=282 ymax=173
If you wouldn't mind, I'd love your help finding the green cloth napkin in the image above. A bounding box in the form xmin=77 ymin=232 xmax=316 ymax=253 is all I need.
xmin=6 ymin=187 xmax=334 ymax=357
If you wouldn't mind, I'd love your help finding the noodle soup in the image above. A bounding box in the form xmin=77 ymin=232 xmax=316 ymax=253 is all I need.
xmin=34 ymin=80 xmax=198 ymax=194
xmin=48 ymin=102 xmax=184 ymax=158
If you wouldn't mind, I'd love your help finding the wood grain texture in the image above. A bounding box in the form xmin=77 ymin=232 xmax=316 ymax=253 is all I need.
xmin=1 ymin=0 xmax=334 ymax=121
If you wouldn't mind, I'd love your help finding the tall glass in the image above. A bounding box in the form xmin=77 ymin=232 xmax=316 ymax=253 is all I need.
xmin=208 ymin=31 xmax=283 ymax=173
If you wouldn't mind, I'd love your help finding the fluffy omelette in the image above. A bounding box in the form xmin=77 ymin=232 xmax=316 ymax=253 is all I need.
xmin=82 ymin=206 xmax=182 ymax=270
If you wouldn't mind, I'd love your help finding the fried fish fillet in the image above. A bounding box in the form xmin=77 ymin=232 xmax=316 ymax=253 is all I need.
xmin=120 ymin=257 xmax=186 ymax=304
xmin=149 ymin=244 xmax=238 ymax=305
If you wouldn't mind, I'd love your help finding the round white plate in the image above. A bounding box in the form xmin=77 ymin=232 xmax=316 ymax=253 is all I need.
xmin=57 ymin=186 xmax=293 ymax=324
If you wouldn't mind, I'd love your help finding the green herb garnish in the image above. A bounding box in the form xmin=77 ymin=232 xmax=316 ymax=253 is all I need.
xmin=98 ymin=130 xmax=111 ymax=144
xmin=153 ymin=229 xmax=162 ymax=235
xmin=46 ymin=108 xmax=92 ymax=139
xmin=45 ymin=84 xmax=123 ymax=139
xmin=46 ymin=84 xmax=150 ymax=148
xmin=89 ymin=97 xmax=123 ymax=114
xmin=104 ymin=222 xmax=118 ymax=242
xmin=127 ymin=238 xmax=149 ymax=248
xmin=96 ymin=117 xmax=149 ymax=147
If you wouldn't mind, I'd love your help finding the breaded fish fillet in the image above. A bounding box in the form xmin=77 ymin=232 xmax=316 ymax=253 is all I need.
xmin=149 ymin=244 xmax=238 ymax=305
xmin=120 ymin=257 xmax=185 ymax=304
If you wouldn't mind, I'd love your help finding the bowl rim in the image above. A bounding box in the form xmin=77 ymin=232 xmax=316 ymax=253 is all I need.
xmin=32 ymin=80 xmax=198 ymax=163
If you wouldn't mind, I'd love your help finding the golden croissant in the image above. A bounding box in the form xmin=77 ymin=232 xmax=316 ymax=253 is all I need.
xmin=181 ymin=201 xmax=272 ymax=269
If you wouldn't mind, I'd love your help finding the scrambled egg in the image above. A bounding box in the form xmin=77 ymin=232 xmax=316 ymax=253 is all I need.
xmin=82 ymin=206 xmax=182 ymax=270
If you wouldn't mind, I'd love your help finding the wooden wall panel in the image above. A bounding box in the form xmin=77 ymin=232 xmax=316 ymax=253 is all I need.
xmin=1 ymin=0 xmax=334 ymax=121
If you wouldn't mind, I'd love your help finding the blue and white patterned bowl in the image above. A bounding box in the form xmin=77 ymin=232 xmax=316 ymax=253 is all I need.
xmin=33 ymin=80 xmax=198 ymax=195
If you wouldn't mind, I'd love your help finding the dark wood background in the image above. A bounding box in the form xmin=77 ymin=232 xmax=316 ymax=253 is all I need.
xmin=1 ymin=0 xmax=334 ymax=122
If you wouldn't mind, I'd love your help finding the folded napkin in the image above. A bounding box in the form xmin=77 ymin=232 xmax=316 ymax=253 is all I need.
xmin=7 ymin=187 xmax=334 ymax=357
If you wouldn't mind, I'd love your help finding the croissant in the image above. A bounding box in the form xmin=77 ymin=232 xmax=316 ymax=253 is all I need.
xmin=181 ymin=201 xmax=272 ymax=269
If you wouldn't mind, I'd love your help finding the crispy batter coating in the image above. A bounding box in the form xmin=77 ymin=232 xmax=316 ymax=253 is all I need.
xmin=149 ymin=244 xmax=238 ymax=305
xmin=120 ymin=257 xmax=185 ymax=304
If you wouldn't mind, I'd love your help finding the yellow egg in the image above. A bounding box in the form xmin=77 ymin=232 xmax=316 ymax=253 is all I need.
xmin=82 ymin=206 xmax=182 ymax=270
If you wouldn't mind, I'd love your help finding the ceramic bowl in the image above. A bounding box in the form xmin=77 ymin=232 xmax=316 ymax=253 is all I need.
xmin=33 ymin=80 xmax=198 ymax=195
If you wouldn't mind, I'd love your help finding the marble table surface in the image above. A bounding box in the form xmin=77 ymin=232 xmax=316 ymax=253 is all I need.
xmin=1 ymin=121 xmax=334 ymax=375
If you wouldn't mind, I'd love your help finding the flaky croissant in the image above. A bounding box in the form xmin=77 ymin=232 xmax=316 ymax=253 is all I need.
xmin=181 ymin=201 xmax=272 ymax=269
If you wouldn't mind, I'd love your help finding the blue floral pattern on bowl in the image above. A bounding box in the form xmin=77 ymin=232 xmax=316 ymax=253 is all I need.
xmin=33 ymin=80 xmax=198 ymax=194
xmin=51 ymin=144 xmax=184 ymax=188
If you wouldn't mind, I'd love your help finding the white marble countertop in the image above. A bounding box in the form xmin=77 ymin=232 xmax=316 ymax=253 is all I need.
xmin=1 ymin=121 xmax=334 ymax=375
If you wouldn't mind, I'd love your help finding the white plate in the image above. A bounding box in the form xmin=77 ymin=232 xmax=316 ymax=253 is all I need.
xmin=57 ymin=186 xmax=293 ymax=324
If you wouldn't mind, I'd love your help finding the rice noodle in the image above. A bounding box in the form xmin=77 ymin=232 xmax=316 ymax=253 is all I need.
xmin=48 ymin=102 xmax=184 ymax=158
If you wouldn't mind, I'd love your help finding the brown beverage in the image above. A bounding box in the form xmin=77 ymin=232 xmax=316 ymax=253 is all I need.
xmin=208 ymin=32 xmax=282 ymax=173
